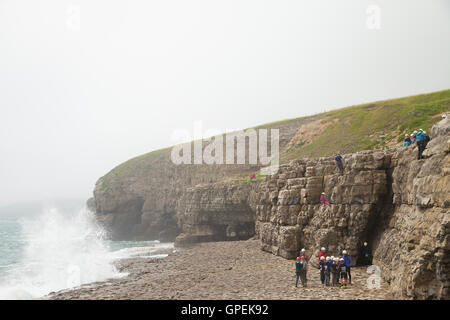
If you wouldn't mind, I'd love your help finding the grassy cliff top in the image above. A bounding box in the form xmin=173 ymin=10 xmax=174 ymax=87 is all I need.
xmin=102 ymin=89 xmax=450 ymax=183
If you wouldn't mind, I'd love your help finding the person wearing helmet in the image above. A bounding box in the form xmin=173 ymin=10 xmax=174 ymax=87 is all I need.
xmin=319 ymin=256 xmax=326 ymax=285
xmin=362 ymin=242 xmax=372 ymax=268
xmin=320 ymin=192 xmax=331 ymax=206
xmin=324 ymin=257 xmax=331 ymax=286
xmin=299 ymin=248 xmax=307 ymax=262
xmin=330 ymin=258 xmax=338 ymax=287
xmin=297 ymin=256 xmax=308 ymax=287
xmin=318 ymin=247 xmax=326 ymax=264
xmin=403 ymin=134 xmax=411 ymax=148
xmin=335 ymin=152 xmax=344 ymax=174
xmin=338 ymin=258 xmax=348 ymax=288
xmin=415 ymin=129 xmax=427 ymax=159
xmin=295 ymin=257 xmax=303 ymax=287
xmin=342 ymin=250 xmax=352 ymax=285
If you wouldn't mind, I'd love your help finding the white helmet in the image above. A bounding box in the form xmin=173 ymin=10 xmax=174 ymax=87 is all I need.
xmin=321 ymin=247 xmax=326 ymax=251
xmin=326 ymin=256 xmax=330 ymax=261
xmin=340 ymin=258 xmax=344 ymax=261
xmin=301 ymin=248 xmax=306 ymax=252
xmin=320 ymin=256 xmax=325 ymax=260
xmin=364 ymin=242 xmax=368 ymax=246
xmin=334 ymin=257 xmax=339 ymax=261
xmin=331 ymin=256 xmax=335 ymax=260
xmin=343 ymin=250 xmax=347 ymax=255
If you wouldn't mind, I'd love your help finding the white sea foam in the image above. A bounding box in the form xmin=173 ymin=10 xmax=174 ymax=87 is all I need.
xmin=0 ymin=207 xmax=172 ymax=299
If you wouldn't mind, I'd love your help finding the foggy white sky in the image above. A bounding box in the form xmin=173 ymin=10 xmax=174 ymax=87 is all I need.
xmin=0 ymin=0 xmax=449 ymax=206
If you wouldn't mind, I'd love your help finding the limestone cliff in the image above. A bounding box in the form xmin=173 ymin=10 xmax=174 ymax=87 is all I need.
xmin=173 ymin=118 xmax=449 ymax=299
xmin=92 ymin=117 xmax=310 ymax=241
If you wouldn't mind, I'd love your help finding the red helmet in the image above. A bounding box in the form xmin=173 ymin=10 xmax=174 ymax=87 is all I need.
xmin=301 ymin=256 xmax=305 ymax=260
xmin=296 ymin=257 xmax=300 ymax=261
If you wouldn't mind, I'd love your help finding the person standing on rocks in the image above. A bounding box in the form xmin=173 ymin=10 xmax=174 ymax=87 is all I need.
xmin=299 ymin=248 xmax=307 ymax=261
xmin=338 ymin=258 xmax=348 ymax=289
xmin=295 ymin=257 xmax=303 ymax=287
xmin=318 ymin=247 xmax=326 ymax=264
xmin=295 ymin=256 xmax=307 ymax=287
xmin=362 ymin=242 xmax=372 ymax=268
xmin=319 ymin=256 xmax=326 ymax=285
xmin=330 ymin=258 xmax=338 ymax=287
xmin=342 ymin=250 xmax=352 ymax=285
xmin=324 ymin=257 xmax=331 ymax=286
xmin=335 ymin=152 xmax=345 ymax=174
xmin=300 ymin=256 xmax=308 ymax=287
xmin=403 ymin=134 xmax=411 ymax=148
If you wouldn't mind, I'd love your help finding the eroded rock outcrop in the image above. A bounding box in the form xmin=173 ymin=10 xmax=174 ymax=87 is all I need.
xmin=249 ymin=117 xmax=449 ymax=299
xmin=175 ymin=182 xmax=255 ymax=247
xmin=92 ymin=118 xmax=310 ymax=241
xmin=251 ymin=150 xmax=392 ymax=263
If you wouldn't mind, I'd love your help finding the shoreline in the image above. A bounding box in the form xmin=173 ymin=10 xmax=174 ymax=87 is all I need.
xmin=47 ymin=239 xmax=396 ymax=300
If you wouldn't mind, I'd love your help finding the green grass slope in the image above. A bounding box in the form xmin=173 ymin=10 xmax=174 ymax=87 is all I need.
xmin=281 ymin=89 xmax=450 ymax=163
xmin=101 ymin=89 xmax=450 ymax=186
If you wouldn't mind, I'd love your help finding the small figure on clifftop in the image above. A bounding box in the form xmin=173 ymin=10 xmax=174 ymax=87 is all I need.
xmin=320 ymin=192 xmax=331 ymax=206
xmin=411 ymin=131 xmax=418 ymax=145
xmin=335 ymin=152 xmax=345 ymax=174
xmin=403 ymin=134 xmax=411 ymax=148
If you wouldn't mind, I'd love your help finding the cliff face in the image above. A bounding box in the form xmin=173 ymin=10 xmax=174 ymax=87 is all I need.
xmin=175 ymin=182 xmax=255 ymax=247
xmin=373 ymin=119 xmax=450 ymax=299
xmin=92 ymin=117 xmax=310 ymax=241
xmin=251 ymin=150 xmax=391 ymax=262
xmin=173 ymin=118 xmax=449 ymax=299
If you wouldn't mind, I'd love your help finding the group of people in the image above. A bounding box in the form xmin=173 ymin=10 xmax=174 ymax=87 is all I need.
xmin=402 ymin=128 xmax=431 ymax=159
xmin=294 ymin=242 xmax=372 ymax=290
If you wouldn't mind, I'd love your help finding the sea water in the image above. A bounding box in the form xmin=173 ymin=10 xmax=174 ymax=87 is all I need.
xmin=0 ymin=206 xmax=173 ymax=299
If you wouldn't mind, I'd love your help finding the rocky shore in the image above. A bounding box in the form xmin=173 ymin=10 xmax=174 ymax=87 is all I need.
xmin=48 ymin=239 xmax=394 ymax=300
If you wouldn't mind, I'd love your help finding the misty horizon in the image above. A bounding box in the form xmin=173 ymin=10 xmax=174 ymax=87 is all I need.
xmin=1 ymin=0 xmax=450 ymax=207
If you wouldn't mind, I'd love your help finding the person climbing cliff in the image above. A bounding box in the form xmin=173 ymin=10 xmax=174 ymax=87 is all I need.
xmin=411 ymin=130 xmax=418 ymax=145
xmin=335 ymin=152 xmax=344 ymax=174
xmin=415 ymin=129 xmax=427 ymax=159
xmin=320 ymin=192 xmax=331 ymax=206
xmin=403 ymin=134 xmax=411 ymax=147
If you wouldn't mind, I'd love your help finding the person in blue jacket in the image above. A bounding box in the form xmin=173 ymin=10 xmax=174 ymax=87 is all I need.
xmin=342 ymin=250 xmax=352 ymax=285
xmin=415 ymin=129 xmax=426 ymax=159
